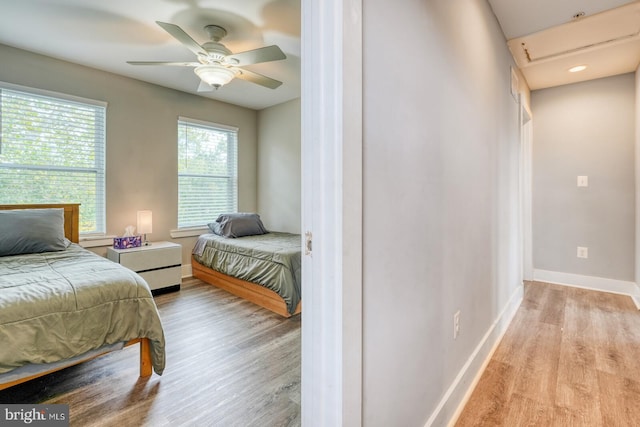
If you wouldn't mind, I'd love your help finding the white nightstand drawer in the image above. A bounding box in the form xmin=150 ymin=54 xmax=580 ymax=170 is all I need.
xmin=118 ymin=246 xmax=181 ymax=272
xmin=139 ymin=266 xmax=181 ymax=291
xmin=107 ymin=241 xmax=182 ymax=294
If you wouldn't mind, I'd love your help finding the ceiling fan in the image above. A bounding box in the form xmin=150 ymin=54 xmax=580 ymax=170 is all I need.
xmin=128 ymin=21 xmax=287 ymax=90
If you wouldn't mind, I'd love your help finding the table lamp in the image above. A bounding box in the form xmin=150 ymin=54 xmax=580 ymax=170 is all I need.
xmin=137 ymin=210 xmax=153 ymax=246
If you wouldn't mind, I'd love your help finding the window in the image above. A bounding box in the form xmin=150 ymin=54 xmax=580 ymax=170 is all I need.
xmin=177 ymin=117 xmax=238 ymax=228
xmin=0 ymin=83 xmax=106 ymax=234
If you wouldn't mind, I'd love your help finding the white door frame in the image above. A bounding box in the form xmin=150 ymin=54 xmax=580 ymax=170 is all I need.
xmin=301 ymin=0 xmax=363 ymax=425
xmin=520 ymin=104 xmax=533 ymax=281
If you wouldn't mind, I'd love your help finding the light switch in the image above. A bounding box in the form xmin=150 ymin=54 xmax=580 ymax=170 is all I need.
xmin=577 ymin=176 xmax=588 ymax=187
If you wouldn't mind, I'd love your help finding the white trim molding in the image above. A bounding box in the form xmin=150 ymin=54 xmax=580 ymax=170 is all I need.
xmin=182 ymin=264 xmax=192 ymax=278
xmin=177 ymin=116 xmax=238 ymax=132
xmin=301 ymin=0 xmax=363 ymax=424
xmin=428 ymin=283 xmax=524 ymax=427
xmin=0 ymin=80 xmax=107 ymax=107
xmin=534 ymin=269 xmax=640 ymax=309
xmin=635 ymin=64 xmax=640 ymax=310
xmin=170 ymin=226 xmax=208 ymax=239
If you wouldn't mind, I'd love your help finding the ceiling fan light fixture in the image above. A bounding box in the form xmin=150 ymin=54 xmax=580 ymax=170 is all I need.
xmin=568 ymin=65 xmax=587 ymax=73
xmin=194 ymin=65 xmax=237 ymax=89
xmin=129 ymin=22 xmax=286 ymax=90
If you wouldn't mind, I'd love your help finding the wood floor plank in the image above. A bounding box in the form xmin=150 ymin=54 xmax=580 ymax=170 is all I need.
xmin=491 ymin=281 xmax=546 ymax=367
xmin=554 ymin=286 xmax=601 ymax=421
xmin=552 ymin=405 xmax=592 ymax=426
xmin=511 ymin=320 xmax=562 ymax=406
xmin=0 ymin=277 xmax=301 ymax=426
xmin=591 ymin=291 xmax=640 ymax=382
xmin=597 ymin=370 xmax=640 ymax=426
xmin=538 ymin=286 xmax=566 ymax=326
xmin=520 ymin=280 xmax=544 ymax=310
xmin=491 ymin=308 xmax=538 ymax=367
xmin=502 ymin=393 xmax=553 ymax=427
xmin=456 ymin=281 xmax=640 ymax=426
xmin=454 ymin=360 xmax=514 ymax=427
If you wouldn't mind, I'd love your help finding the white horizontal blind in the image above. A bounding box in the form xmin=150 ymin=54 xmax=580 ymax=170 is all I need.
xmin=0 ymin=85 xmax=106 ymax=233
xmin=177 ymin=117 xmax=238 ymax=228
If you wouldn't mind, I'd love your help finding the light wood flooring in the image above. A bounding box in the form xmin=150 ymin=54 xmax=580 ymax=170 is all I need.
xmin=456 ymin=281 xmax=640 ymax=426
xmin=0 ymin=277 xmax=301 ymax=427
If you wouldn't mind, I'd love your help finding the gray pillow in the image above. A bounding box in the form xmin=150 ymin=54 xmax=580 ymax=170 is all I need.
xmin=0 ymin=208 xmax=69 ymax=256
xmin=208 ymin=213 xmax=268 ymax=238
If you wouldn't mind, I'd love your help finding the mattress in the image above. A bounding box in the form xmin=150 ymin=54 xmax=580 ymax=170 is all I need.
xmin=0 ymin=244 xmax=165 ymax=375
xmin=192 ymin=232 xmax=301 ymax=314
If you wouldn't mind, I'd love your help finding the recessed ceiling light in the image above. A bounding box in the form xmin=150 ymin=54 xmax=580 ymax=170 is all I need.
xmin=569 ymin=65 xmax=587 ymax=73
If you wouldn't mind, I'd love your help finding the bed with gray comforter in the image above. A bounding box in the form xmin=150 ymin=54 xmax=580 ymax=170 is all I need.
xmin=0 ymin=244 xmax=165 ymax=377
xmin=192 ymin=232 xmax=301 ymax=314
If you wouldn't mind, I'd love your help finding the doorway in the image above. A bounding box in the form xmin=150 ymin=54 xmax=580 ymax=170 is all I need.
xmin=520 ymin=103 xmax=533 ymax=281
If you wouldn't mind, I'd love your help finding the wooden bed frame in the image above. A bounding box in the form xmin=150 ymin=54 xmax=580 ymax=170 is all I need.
xmin=0 ymin=203 xmax=152 ymax=391
xmin=192 ymin=256 xmax=302 ymax=318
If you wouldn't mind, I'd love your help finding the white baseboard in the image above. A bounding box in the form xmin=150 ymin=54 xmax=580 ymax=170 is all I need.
xmin=423 ymin=283 xmax=524 ymax=427
xmin=533 ymin=269 xmax=640 ymax=308
xmin=182 ymin=263 xmax=192 ymax=278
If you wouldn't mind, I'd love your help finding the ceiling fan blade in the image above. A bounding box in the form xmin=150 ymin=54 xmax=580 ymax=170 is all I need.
xmin=127 ymin=61 xmax=200 ymax=66
xmin=235 ymin=68 xmax=283 ymax=89
xmin=156 ymin=21 xmax=208 ymax=57
xmin=197 ymin=80 xmax=214 ymax=92
xmin=225 ymin=45 xmax=286 ymax=66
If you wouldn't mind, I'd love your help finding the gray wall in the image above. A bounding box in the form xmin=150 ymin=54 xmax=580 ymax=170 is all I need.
xmin=362 ymin=0 xmax=521 ymax=424
xmin=532 ymin=74 xmax=636 ymax=281
xmin=257 ymin=98 xmax=301 ymax=233
xmin=0 ymin=43 xmax=258 ymax=263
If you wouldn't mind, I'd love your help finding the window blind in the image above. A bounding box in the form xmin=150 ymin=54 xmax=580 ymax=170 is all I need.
xmin=0 ymin=84 xmax=106 ymax=233
xmin=177 ymin=117 xmax=238 ymax=228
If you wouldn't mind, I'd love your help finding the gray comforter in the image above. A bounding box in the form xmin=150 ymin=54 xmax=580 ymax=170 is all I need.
xmin=0 ymin=244 xmax=165 ymax=375
xmin=193 ymin=232 xmax=301 ymax=314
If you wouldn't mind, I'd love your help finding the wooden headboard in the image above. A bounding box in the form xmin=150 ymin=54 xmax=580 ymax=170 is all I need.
xmin=0 ymin=204 xmax=81 ymax=243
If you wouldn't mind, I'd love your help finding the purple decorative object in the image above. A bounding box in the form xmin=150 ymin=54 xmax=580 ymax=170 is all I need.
xmin=113 ymin=235 xmax=142 ymax=249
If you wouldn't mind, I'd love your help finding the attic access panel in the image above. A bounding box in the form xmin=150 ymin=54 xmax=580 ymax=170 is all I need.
xmin=507 ymin=2 xmax=640 ymax=68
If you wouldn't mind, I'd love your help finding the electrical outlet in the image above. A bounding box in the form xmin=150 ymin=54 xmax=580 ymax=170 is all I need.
xmin=454 ymin=310 xmax=460 ymax=339
xmin=577 ymin=246 xmax=588 ymax=259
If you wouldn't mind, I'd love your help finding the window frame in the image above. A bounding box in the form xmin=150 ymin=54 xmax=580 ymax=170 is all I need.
xmin=176 ymin=116 xmax=239 ymax=231
xmin=0 ymin=81 xmax=107 ymax=235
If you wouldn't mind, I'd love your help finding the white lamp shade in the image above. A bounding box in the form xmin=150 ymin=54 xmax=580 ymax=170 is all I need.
xmin=137 ymin=210 xmax=153 ymax=234
xmin=194 ymin=65 xmax=236 ymax=88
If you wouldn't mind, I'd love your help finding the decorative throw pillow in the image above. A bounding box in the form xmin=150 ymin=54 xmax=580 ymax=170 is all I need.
xmin=0 ymin=208 xmax=69 ymax=256
xmin=208 ymin=213 xmax=268 ymax=238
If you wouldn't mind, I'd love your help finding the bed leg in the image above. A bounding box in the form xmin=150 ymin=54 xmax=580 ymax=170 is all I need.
xmin=140 ymin=338 xmax=152 ymax=377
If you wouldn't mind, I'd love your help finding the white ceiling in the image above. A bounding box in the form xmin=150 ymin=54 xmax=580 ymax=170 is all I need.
xmin=0 ymin=0 xmax=637 ymax=103
xmin=0 ymin=0 xmax=301 ymax=110
xmin=488 ymin=0 xmax=640 ymax=90
xmin=488 ymin=0 xmax=635 ymax=39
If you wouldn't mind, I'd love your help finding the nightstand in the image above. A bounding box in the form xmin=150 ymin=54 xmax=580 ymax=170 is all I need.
xmin=107 ymin=241 xmax=182 ymax=295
